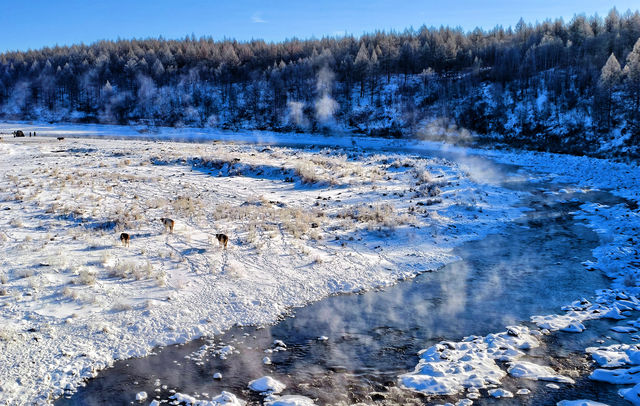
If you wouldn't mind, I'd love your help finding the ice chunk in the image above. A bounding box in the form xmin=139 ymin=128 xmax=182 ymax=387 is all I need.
xmin=264 ymin=394 xmax=316 ymax=406
xmin=248 ymin=376 xmax=286 ymax=394
xmin=619 ymin=383 xmax=640 ymax=405
xmin=507 ymin=361 xmax=575 ymax=383
xmin=591 ymin=366 xmax=640 ymax=384
xmin=488 ymin=388 xmax=513 ymax=398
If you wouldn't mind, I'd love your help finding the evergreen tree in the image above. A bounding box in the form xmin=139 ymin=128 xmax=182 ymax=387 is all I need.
xmin=354 ymin=43 xmax=370 ymax=98
xmin=598 ymin=53 xmax=622 ymax=130
xmin=624 ymin=38 xmax=640 ymax=131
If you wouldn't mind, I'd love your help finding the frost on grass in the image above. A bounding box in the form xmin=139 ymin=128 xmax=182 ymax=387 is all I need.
xmin=0 ymin=136 xmax=524 ymax=404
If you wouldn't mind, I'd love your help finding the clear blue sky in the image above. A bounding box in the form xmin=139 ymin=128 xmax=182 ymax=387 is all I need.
xmin=0 ymin=0 xmax=638 ymax=53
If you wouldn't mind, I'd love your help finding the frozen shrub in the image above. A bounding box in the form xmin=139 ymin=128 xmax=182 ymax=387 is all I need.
xmin=16 ymin=269 xmax=35 ymax=279
xmin=75 ymin=269 xmax=97 ymax=285
xmin=172 ymin=195 xmax=201 ymax=215
xmin=173 ymin=278 xmax=187 ymax=290
xmin=62 ymin=286 xmax=80 ymax=300
xmin=389 ymin=158 xmax=415 ymax=168
xmin=28 ymin=277 xmax=41 ymax=290
xmin=100 ymin=251 xmax=112 ymax=266
xmin=0 ymin=327 xmax=17 ymax=341
xmin=338 ymin=203 xmax=412 ymax=230
xmin=132 ymin=261 xmax=153 ymax=280
xmin=111 ymin=260 xmax=136 ymax=278
xmin=415 ymin=183 xmax=441 ymax=198
xmin=147 ymin=197 xmax=169 ymax=209
xmin=111 ymin=302 xmax=132 ymax=312
xmin=295 ymin=162 xmax=322 ymax=184
xmin=154 ymin=270 xmax=167 ymax=287
xmin=413 ymin=168 xmax=433 ymax=184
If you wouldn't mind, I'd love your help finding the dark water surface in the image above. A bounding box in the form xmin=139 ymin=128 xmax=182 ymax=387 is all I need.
xmin=42 ymin=131 xmax=632 ymax=405
xmin=57 ymin=183 xmax=635 ymax=405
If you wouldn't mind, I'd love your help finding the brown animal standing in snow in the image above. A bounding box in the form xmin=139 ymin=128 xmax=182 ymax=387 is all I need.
xmin=120 ymin=232 xmax=130 ymax=247
xmin=57 ymin=137 xmax=65 ymax=141
xmin=215 ymin=233 xmax=228 ymax=249
xmin=160 ymin=218 xmax=175 ymax=233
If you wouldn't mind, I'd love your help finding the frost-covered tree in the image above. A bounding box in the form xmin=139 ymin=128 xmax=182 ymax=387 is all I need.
xmin=1 ymin=7 xmax=640 ymax=155
xmin=624 ymin=39 xmax=640 ymax=129
xmin=354 ymin=43 xmax=370 ymax=98
xmin=598 ymin=53 xmax=622 ymax=130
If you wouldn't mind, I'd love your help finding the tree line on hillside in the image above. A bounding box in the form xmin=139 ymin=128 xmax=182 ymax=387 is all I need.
xmin=0 ymin=8 xmax=639 ymax=156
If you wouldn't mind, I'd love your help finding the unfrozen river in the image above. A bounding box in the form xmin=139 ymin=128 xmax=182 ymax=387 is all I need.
xmin=53 ymin=139 xmax=635 ymax=405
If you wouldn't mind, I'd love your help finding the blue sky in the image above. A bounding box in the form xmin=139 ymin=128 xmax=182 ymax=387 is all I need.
xmin=0 ymin=0 xmax=638 ymax=53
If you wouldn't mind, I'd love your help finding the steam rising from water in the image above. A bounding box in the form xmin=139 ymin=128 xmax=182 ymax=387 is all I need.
xmin=3 ymin=81 xmax=30 ymax=116
xmin=314 ymin=94 xmax=338 ymax=123
xmin=314 ymin=66 xmax=338 ymax=123
xmin=286 ymin=100 xmax=307 ymax=127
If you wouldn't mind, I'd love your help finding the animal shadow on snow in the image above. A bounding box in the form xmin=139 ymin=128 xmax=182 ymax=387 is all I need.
xmin=181 ymin=247 xmax=207 ymax=255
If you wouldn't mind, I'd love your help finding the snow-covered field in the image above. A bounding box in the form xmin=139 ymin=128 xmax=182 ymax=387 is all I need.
xmin=2 ymin=122 xmax=640 ymax=405
xmin=0 ymin=133 xmax=524 ymax=405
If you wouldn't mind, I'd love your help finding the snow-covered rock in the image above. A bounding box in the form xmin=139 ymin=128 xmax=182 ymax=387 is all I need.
xmin=507 ymin=361 xmax=574 ymax=383
xmin=620 ymin=383 xmax=640 ymax=405
xmin=557 ymin=401 xmax=609 ymax=406
xmin=264 ymin=394 xmax=316 ymax=406
xmin=170 ymin=391 xmax=245 ymax=406
xmin=248 ymin=376 xmax=286 ymax=394
xmin=400 ymin=326 xmax=540 ymax=395
xmin=488 ymin=388 xmax=513 ymax=398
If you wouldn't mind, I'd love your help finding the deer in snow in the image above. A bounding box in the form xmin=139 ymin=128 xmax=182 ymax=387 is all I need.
xmin=160 ymin=218 xmax=175 ymax=233
xmin=120 ymin=232 xmax=130 ymax=247
xmin=215 ymin=233 xmax=228 ymax=249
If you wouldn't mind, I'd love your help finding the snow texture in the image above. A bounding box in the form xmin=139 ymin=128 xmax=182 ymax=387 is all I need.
xmin=0 ymin=128 xmax=526 ymax=404
xmin=248 ymin=376 xmax=286 ymax=394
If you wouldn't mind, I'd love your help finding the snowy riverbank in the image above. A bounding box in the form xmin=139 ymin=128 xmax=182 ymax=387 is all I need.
xmin=1 ymin=122 xmax=639 ymax=405
xmin=0 ymin=131 xmax=524 ymax=404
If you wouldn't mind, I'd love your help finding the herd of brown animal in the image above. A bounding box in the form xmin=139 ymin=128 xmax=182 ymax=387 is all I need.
xmin=119 ymin=218 xmax=228 ymax=250
xmin=7 ymin=130 xmax=230 ymax=251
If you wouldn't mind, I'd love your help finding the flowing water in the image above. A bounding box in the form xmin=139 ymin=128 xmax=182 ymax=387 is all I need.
xmin=13 ymin=125 xmax=624 ymax=405
xmin=56 ymin=159 xmax=634 ymax=405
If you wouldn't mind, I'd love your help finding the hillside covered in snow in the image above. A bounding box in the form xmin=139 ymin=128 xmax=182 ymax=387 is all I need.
xmin=1 ymin=8 xmax=640 ymax=157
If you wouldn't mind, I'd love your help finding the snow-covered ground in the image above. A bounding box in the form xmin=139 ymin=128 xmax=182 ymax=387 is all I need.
xmin=0 ymin=131 xmax=523 ymax=405
xmin=1 ymin=121 xmax=640 ymax=405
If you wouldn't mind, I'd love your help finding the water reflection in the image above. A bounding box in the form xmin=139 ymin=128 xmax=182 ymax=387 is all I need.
xmin=58 ymin=188 xmax=620 ymax=405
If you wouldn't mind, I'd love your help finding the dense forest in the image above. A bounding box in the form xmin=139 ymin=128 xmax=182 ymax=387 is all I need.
xmin=1 ymin=8 xmax=640 ymax=157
